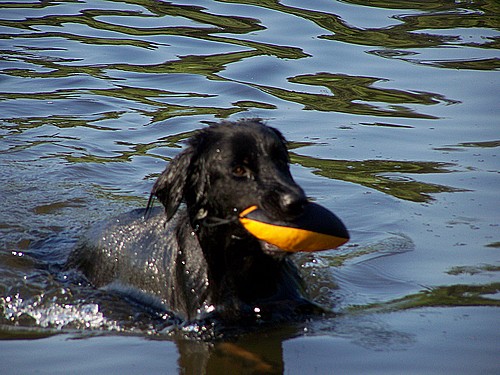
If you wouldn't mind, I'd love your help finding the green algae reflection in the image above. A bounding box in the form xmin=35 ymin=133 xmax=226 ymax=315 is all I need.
xmin=290 ymin=152 xmax=462 ymax=202
xmin=349 ymin=283 xmax=500 ymax=313
xmin=246 ymin=72 xmax=454 ymax=119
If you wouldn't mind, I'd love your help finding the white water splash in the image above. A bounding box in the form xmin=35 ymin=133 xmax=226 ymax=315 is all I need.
xmin=2 ymin=294 xmax=121 ymax=331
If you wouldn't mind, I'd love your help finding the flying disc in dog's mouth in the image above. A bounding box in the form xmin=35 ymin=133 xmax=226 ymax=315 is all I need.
xmin=239 ymin=202 xmax=349 ymax=252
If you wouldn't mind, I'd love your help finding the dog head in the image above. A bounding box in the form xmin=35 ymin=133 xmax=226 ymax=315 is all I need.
xmin=150 ymin=119 xmax=307 ymax=227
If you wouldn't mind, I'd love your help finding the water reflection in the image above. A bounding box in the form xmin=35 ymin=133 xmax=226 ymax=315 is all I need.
xmin=252 ymin=72 xmax=454 ymax=118
xmin=1 ymin=0 xmax=477 ymax=129
xmin=176 ymin=331 xmax=289 ymax=374
xmin=0 ymin=0 xmax=498 ymax=372
xmin=349 ymin=282 xmax=500 ymax=311
xmin=219 ymin=0 xmax=499 ymax=53
xmin=290 ymin=152 xmax=462 ymax=202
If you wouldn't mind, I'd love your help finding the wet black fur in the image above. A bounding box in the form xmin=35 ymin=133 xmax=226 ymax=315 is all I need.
xmin=67 ymin=119 xmax=319 ymax=322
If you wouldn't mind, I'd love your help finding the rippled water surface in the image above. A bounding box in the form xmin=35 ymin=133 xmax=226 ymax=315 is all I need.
xmin=1 ymin=0 xmax=499 ymax=374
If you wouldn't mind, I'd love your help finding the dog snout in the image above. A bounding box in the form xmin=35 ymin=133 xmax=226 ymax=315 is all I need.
xmin=259 ymin=172 xmax=308 ymax=220
xmin=279 ymin=189 xmax=307 ymax=217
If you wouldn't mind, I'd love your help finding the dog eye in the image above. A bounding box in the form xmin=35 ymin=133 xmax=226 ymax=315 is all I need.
xmin=232 ymin=165 xmax=250 ymax=178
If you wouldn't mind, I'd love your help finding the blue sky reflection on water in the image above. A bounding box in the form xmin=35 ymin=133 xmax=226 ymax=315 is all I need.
xmin=0 ymin=0 xmax=499 ymax=374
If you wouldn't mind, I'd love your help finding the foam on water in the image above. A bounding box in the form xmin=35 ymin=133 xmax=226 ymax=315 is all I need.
xmin=2 ymin=294 xmax=121 ymax=331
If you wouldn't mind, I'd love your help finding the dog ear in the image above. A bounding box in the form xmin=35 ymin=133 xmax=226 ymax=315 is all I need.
xmin=149 ymin=146 xmax=195 ymax=221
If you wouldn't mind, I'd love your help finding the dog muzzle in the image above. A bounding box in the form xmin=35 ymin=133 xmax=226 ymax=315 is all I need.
xmin=239 ymin=202 xmax=349 ymax=252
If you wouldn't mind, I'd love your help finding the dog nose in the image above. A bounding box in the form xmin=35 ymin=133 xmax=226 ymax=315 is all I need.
xmin=280 ymin=191 xmax=307 ymax=217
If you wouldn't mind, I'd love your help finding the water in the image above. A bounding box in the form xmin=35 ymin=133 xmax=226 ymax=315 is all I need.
xmin=0 ymin=0 xmax=499 ymax=373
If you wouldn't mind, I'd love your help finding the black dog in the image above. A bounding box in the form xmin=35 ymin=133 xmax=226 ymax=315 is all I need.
xmin=67 ymin=119 xmax=320 ymax=322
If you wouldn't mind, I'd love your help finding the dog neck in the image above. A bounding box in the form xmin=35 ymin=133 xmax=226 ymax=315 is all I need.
xmin=187 ymin=215 xmax=309 ymax=319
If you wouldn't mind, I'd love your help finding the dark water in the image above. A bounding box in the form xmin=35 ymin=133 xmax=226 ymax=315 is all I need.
xmin=0 ymin=0 xmax=499 ymax=374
